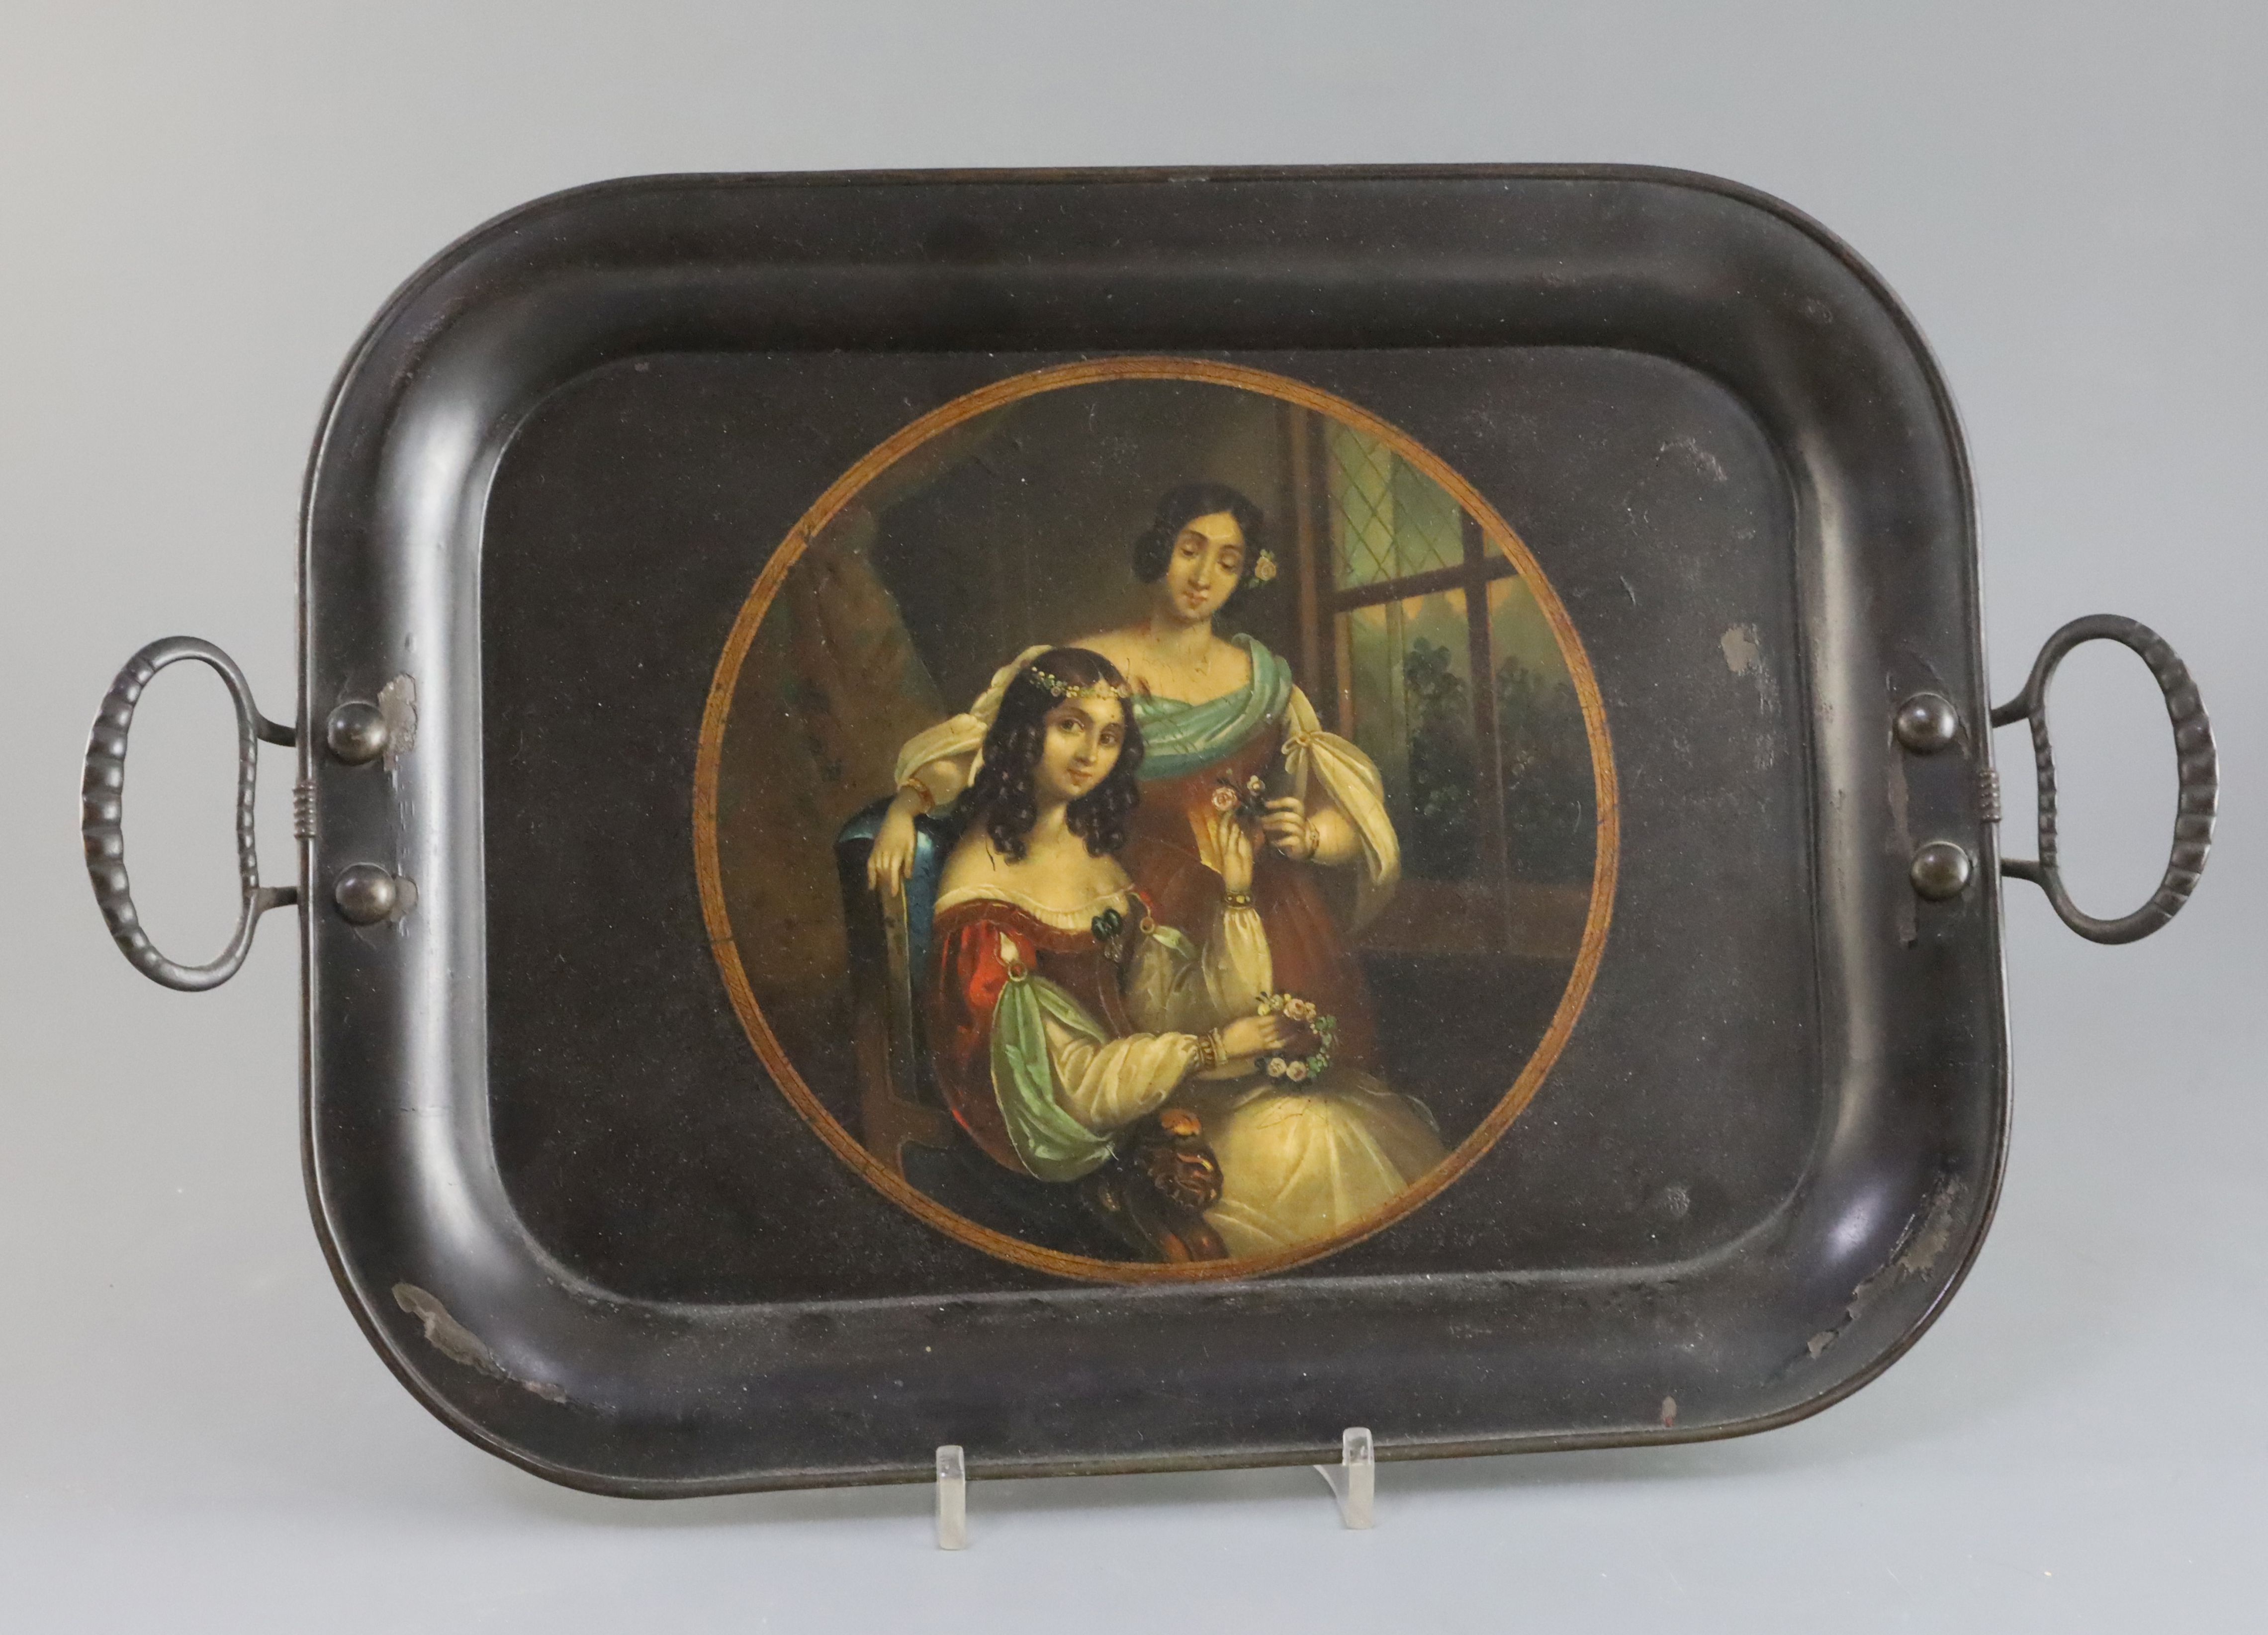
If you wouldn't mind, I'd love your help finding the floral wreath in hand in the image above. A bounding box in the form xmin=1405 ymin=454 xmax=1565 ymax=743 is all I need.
xmin=1255 ymin=992 xmax=1336 ymax=1084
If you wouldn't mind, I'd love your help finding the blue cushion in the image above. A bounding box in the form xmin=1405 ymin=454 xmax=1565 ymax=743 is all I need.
xmin=835 ymin=798 xmax=963 ymax=991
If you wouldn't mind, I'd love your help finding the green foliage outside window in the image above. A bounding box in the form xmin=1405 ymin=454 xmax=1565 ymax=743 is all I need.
xmin=1400 ymin=638 xmax=1594 ymax=887
xmin=1400 ymin=638 xmax=1478 ymax=880
xmin=1495 ymin=655 xmax=1594 ymax=886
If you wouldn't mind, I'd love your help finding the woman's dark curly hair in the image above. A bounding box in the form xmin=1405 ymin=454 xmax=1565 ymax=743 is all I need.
xmin=1131 ymin=482 xmax=1268 ymax=612
xmin=968 ymin=647 xmax=1145 ymax=864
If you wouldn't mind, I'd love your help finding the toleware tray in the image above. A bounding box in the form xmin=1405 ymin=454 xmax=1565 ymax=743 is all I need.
xmin=81 ymin=166 xmax=2218 ymax=1496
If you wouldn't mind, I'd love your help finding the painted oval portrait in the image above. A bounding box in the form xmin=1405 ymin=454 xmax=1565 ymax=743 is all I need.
xmin=696 ymin=360 xmax=1617 ymax=1281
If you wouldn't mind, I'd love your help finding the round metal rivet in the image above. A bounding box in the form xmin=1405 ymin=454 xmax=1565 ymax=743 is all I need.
xmin=326 ymin=700 xmax=389 ymax=765
xmin=1894 ymin=692 xmax=1960 ymax=754
xmin=333 ymin=863 xmax=399 ymax=925
xmin=1909 ymin=840 xmax=1974 ymax=901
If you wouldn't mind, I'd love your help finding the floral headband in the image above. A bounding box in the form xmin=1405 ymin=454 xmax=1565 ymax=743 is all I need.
xmin=1026 ymin=667 xmax=1132 ymax=702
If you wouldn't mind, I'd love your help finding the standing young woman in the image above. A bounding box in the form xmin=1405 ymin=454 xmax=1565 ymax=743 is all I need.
xmin=874 ymin=483 xmax=1400 ymax=1069
xmin=924 ymin=646 xmax=1445 ymax=1259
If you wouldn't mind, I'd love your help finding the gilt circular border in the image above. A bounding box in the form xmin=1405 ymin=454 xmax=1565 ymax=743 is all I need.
xmin=694 ymin=357 xmax=1620 ymax=1283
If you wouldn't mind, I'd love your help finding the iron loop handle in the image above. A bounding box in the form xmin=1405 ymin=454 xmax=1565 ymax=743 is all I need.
xmin=82 ymin=637 xmax=298 ymax=991
xmin=1990 ymin=615 xmax=2216 ymax=944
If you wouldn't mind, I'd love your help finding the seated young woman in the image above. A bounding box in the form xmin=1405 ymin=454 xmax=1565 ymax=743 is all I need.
xmin=875 ymin=483 xmax=1402 ymax=1073
xmin=925 ymin=646 xmax=1448 ymax=1261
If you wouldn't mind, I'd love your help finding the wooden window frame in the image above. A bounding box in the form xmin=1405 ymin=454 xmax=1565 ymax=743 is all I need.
xmin=1286 ymin=406 xmax=1519 ymax=914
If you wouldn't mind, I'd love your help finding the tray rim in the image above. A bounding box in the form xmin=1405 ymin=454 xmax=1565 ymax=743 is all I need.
xmin=290 ymin=160 xmax=2008 ymax=1497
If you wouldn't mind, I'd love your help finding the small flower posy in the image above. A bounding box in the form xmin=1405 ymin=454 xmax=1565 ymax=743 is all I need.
xmin=1248 ymin=548 xmax=1278 ymax=585
xmin=1254 ymin=991 xmax=1336 ymax=1084
xmin=1213 ymin=773 xmax=1270 ymax=825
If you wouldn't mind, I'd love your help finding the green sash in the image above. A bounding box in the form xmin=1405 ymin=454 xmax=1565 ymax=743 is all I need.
xmin=988 ymin=971 xmax=1120 ymax=1181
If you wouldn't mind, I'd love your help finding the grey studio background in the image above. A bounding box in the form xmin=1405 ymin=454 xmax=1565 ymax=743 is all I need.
xmin=2 ymin=2 xmax=2260 ymax=1630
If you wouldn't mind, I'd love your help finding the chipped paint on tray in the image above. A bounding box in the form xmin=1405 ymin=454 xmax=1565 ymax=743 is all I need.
xmin=1662 ymin=435 xmax=1728 ymax=483
xmin=1719 ymin=623 xmax=1782 ymax=765
xmin=1805 ymin=1177 xmax=1968 ymax=1362
xmin=377 ymin=673 xmax=417 ymax=773
xmin=393 ymin=1282 xmax=567 ymax=1403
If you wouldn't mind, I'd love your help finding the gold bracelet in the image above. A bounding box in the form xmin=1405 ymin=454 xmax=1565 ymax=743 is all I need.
xmin=1223 ymin=890 xmax=1255 ymax=909
xmin=1193 ymin=1029 xmax=1223 ymax=1073
xmin=899 ymin=776 xmax=936 ymax=814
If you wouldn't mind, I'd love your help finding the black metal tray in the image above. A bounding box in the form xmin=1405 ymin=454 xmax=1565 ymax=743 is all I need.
xmin=80 ymin=166 xmax=2216 ymax=1496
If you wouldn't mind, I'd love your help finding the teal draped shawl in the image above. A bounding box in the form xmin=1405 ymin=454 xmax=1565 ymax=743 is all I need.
xmin=1131 ymin=636 xmax=1295 ymax=782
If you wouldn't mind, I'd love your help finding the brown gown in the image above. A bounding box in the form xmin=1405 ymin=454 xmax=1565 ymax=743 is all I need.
xmin=1119 ymin=724 xmax=1380 ymax=1070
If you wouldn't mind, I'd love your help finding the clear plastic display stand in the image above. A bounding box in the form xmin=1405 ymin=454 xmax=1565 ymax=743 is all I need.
xmin=1314 ymin=1426 xmax=1377 ymax=1529
xmin=935 ymin=1446 xmax=969 ymax=1549
xmin=934 ymin=1428 xmax=1374 ymax=1549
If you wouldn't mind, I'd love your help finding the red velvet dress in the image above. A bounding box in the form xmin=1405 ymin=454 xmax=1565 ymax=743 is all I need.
xmin=925 ymin=896 xmax=1141 ymax=1175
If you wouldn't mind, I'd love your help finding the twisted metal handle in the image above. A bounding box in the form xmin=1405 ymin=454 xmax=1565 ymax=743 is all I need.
xmin=82 ymin=637 xmax=298 ymax=990
xmin=1990 ymin=615 xmax=2216 ymax=944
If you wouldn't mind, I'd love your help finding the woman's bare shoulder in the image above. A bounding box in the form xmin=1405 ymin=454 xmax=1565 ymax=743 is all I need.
xmin=1064 ymin=628 xmax=1154 ymax=694
xmin=937 ymin=826 xmax=1007 ymax=896
xmin=1068 ymin=624 xmax=1148 ymax=658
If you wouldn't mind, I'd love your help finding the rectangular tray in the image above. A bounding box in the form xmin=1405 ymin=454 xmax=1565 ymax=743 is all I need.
xmin=293 ymin=166 xmax=2010 ymax=1493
